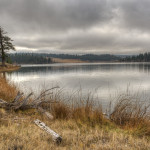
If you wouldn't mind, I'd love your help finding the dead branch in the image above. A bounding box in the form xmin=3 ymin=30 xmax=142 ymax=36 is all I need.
xmin=11 ymin=92 xmax=24 ymax=104
xmin=32 ymin=86 xmax=59 ymax=104
xmin=0 ymin=87 xmax=59 ymax=119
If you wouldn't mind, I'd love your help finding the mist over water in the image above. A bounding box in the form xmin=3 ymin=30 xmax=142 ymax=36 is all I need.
xmin=6 ymin=63 xmax=150 ymax=106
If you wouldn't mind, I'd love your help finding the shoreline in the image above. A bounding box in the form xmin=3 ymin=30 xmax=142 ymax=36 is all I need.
xmin=0 ymin=64 xmax=21 ymax=72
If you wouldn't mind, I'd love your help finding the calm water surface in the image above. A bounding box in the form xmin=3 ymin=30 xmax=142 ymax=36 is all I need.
xmin=6 ymin=63 xmax=150 ymax=106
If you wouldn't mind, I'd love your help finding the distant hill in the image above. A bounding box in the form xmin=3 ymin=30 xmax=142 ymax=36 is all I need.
xmin=6 ymin=53 xmax=120 ymax=64
xmin=121 ymin=52 xmax=150 ymax=62
xmin=47 ymin=53 xmax=119 ymax=62
xmin=7 ymin=53 xmax=52 ymax=64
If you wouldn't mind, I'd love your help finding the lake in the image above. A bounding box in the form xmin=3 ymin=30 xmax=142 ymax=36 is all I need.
xmin=5 ymin=63 xmax=150 ymax=107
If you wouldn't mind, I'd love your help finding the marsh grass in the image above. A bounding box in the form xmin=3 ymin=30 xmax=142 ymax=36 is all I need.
xmin=0 ymin=75 xmax=150 ymax=149
xmin=0 ymin=63 xmax=20 ymax=72
xmin=0 ymin=74 xmax=17 ymax=101
xmin=110 ymin=95 xmax=150 ymax=136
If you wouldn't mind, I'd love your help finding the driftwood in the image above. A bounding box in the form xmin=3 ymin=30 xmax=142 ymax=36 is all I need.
xmin=0 ymin=87 xmax=59 ymax=119
xmin=37 ymin=106 xmax=54 ymax=120
xmin=34 ymin=119 xmax=62 ymax=144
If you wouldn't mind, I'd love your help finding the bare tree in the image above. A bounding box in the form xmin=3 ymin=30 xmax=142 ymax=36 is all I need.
xmin=0 ymin=27 xmax=15 ymax=67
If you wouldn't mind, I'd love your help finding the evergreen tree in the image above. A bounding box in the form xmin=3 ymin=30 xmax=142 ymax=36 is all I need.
xmin=0 ymin=27 xmax=15 ymax=66
xmin=121 ymin=52 xmax=150 ymax=62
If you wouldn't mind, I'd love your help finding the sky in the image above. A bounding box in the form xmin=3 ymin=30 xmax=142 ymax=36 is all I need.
xmin=0 ymin=0 xmax=150 ymax=54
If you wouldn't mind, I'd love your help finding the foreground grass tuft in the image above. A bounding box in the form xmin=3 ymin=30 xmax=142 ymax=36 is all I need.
xmin=110 ymin=96 xmax=150 ymax=136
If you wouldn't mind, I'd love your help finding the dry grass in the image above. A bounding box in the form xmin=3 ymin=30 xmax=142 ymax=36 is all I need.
xmin=0 ymin=63 xmax=20 ymax=72
xmin=53 ymin=102 xmax=106 ymax=128
xmin=110 ymin=95 xmax=150 ymax=136
xmin=0 ymin=74 xmax=17 ymax=101
xmin=0 ymin=75 xmax=150 ymax=149
xmin=51 ymin=57 xmax=88 ymax=63
xmin=0 ymin=114 xmax=150 ymax=150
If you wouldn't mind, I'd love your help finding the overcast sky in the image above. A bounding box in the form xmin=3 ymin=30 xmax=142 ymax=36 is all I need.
xmin=0 ymin=0 xmax=150 ymax=54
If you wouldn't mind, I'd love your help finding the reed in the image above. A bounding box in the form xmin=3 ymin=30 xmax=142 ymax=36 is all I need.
xmin=0 ymin=74 xmax=17 ymax=101
xmin=110 ymin=95 xmax=150 ymax=136
xmin=0 ymin=75 xmax=150 ymax=149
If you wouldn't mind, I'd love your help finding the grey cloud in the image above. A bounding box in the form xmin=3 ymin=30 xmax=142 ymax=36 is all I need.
xmin=0 ymin=0 xmax=150 ymax=54
xmin=60 ymin=32 xmax=150 ymax=54
xmin=0 ymin=0 xmax=113 ymax=33
xmin=112 ymin=0 xmax=150 ymax=32
xmin=15 ymin=29 xmax=150 ymax=54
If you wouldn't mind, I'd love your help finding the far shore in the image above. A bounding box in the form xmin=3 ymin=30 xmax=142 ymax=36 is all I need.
xmin=1 ymin=60 xmax=150 ymax=72
xmin=0 ymin=63 xmax=21 ymax=72
xmin=51 ymin=57 xmax=150 ymax=63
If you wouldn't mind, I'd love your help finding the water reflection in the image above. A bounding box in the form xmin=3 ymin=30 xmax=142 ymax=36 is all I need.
xmin=6 ymin=63 xmax=150 ymax=106
xmin=7 ymin=63 xmax=150 ymax=74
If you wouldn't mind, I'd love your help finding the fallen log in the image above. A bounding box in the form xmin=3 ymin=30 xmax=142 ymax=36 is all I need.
xmin=37 ymin=107 xmax=54 ymax=120
xmin=34 ymin=119 xmax=62 ymax=144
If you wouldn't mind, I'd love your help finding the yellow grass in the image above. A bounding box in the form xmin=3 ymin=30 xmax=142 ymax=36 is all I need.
xmin=52 ymin=57 xmax=88 ymax=63
xmin=0 ymin=63 xmax=20 ymax=72
xmin=110 ymin=96 xmax=150 ymax=136
xmin=0 ymin=74 xmax=17 ymax=101
xmin=0 ymin=75 xmax=150 ymax=149
xmin=0 ymin=111 xmax=150 ymax=150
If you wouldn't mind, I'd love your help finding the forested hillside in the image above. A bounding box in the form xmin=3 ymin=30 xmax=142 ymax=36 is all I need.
xmin=47 ymin=53 xmax=119 ymax=61
xmin=7 ymin=53 xmax=119 ymax=64
xmin=8 ymin=53 xmax=52 ymax=64
xmin=121 ymin=52 xmax=150 ymax=62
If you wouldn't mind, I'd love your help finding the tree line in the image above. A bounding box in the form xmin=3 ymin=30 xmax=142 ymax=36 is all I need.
xmin=8 ymin=53 xmax=52 ymax=64
xmin=49 ymin=53 xmax=119 ymax=62
xmin=7 ymin=53 xmax=119 ymax=64
xmin=121 ymin=52 xmax=150 ymax=62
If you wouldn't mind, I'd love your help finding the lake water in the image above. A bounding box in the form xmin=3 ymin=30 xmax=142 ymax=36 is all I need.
xmin=5 ymin=63 xmax=150 ymax=107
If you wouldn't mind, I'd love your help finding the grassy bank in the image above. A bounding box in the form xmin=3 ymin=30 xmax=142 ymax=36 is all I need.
xmin=0 ymin=75 xmax=150 ymax=149
xmin=0 ymin=63 xmax=20 ymax=72
xmin=52 ymin=57 xmax=89 ymax=63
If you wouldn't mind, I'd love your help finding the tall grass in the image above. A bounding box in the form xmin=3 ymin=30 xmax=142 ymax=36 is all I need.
xmin=42 ymin=91 xmax=150 ymax=137
xmin=51 ymin=99 xmax=105 ymax=126
xmin=0 ymin=75 xmax=150 ymax=149
xmin=0 ymin=74 xmax=17 ymax=101
xmin=110 ymin=95 xmax=150 ymax=136
xmin=0 ymin=74 xmax=150 ymax=137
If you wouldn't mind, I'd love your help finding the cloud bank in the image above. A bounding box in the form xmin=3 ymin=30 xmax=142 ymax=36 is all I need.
xmin=0 ymin=0 xmax=150 ymax=54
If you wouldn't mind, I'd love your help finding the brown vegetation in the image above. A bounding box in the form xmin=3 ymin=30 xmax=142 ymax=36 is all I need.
xmin=110 ymin=96 xmax=150 ymax=137
xmin=0 ymin=74 xmax=17 ymax=101
xmin=0 ymin=63 xmax=20 ymax=72
xmin=52 ymin=57 xmax=88 ymax=63
xmin=0 ymin=75 xmax=150 ymax=149
xmin=0 ymin=118 xmax=149 ymax=150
